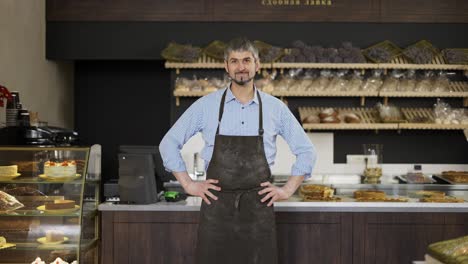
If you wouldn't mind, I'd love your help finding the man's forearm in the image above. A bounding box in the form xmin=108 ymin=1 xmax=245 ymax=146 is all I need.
xmin=173 ymin=171 xmax=193 ymax=190
xmin=281 ymin=175 xmax=305 ymax=197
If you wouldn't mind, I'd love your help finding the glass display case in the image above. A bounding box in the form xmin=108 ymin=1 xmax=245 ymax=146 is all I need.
xmin=0 ymin=146 xmax=99 ymax=264
xmin=287 ymin=174 xmax=468 ymax=204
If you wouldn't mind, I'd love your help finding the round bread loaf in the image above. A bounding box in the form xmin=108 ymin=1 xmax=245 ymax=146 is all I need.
xmin=318 ymin=108 xmax=338 ymax=119
xmin=344 ymin=113 xmax=361 ymax=123
xmin=320 ymin=116 xmax=341 ymax=123
xmin=302 ymin=114 xmax=320 ymax=124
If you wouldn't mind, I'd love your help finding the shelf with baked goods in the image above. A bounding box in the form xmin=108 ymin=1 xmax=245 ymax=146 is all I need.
xmin=0 ymin=203 xmax=97 ymax=218
xmin=379 ymin=81 xmax=468 ymax=106
xmin=299 ymin=107 xmax=468 ymax=131
xmin=0 ymin=146 xmax=100 ymax=264
xmin=165 ymin=53 xmax=468 ymax=72
xmin=165 ymin=54 xmax=273 ymax=73
xmin=171 ymin=76 xmax=467 ymax=107
xmin=272 ymin=54 xmax=468 ymax=71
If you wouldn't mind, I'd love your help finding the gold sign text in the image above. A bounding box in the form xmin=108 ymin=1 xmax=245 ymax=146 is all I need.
xmin=261 ymin=0 xmax=333 ymax=6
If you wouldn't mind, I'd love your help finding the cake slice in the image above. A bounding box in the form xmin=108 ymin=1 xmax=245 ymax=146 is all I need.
xmin=46 ymin=230 xmax=65 ymax=243
xmin=0 ymin=236 xmax=6 ymax=247
xmin=0 ymin=165 xmax=18 ymax=176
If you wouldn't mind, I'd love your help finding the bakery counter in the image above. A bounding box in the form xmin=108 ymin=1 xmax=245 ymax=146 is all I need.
xmin=100 ymin=180 xmax=468 ymax=264
xmin=100 ymin=198 xmax=468 ymax=264
xmin=99 ymin=195 xmax=468 ymax=213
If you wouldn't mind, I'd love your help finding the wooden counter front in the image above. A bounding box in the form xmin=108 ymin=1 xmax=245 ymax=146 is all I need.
xmin=101 ymin=210 xmax=468 ymax=264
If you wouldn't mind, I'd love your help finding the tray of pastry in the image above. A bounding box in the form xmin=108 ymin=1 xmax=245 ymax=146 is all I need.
xmin=433 ymin=171 xmax=468 ymax=184
xmin=396 ymin=173 xmax=435 ymax=184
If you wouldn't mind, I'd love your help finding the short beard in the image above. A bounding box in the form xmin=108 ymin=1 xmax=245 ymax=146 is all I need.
xmin=231 ymin=74 xmax=254 ymax=86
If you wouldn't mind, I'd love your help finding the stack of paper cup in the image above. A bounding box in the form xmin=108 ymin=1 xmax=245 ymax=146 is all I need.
xmin=5 ymin=91 xmax=20 ymax=127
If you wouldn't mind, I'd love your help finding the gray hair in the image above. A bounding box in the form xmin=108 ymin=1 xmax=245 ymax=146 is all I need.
xmin=224 ymin=37 xmax=259 ymax=61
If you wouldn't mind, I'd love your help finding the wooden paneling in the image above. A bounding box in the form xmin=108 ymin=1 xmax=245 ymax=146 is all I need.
xmin=353 ymin=213 xmax=468 ymax=264
xmin=46 ymin=0 xmax=468 ymax=22
xmin=277 ymin=212 xmax=352 ymax=264
xmin=211 ymin=0 xmax=379 ymax=22
xmin=101 ymin=212 xmax=114 ymax=264
xmin=381 ymin=0 xmax=468 ymax=23
xmin=46 ymin=0 xmax=210 ymax=21
xmin=127 ymin=223 xmax=198 ymax=264
xmin=101 ymin=211 xmax=468 ymax=264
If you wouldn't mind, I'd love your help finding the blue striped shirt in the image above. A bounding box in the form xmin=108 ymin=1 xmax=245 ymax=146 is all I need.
xmin=159 ymin=86 xmax=316 ymax=179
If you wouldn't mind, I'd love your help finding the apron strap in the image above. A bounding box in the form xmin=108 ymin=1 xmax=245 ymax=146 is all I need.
xmin=216 ymin=88 xmax=264 ymax=136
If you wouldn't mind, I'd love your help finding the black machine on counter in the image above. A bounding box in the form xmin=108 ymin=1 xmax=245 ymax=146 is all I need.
xmin=0 ymin=126 xmax=79 ymax=146
xmin=117 ymin=145 xmax=175 ymax=204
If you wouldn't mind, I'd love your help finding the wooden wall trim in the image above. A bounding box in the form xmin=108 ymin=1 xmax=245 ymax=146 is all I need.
xmin=46 ymin=0 xmax=468 ymax=23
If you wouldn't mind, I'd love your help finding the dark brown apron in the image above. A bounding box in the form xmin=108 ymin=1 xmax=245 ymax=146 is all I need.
xmin=196 ymin=89 xmax=278 ymax=264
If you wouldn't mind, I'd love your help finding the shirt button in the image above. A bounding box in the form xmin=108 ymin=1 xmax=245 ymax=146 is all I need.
xmin=241 ymin=121 xmax=244 ymax=125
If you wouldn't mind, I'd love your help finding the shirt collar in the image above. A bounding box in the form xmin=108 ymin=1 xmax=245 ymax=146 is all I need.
xmin=225 ymin=84 xmax=259 ymax=105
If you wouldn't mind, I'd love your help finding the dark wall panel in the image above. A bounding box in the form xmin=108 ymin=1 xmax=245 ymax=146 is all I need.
xmin=75 ymin=60 xmax=170 ymax=180
xmin=46 ymin=22 xmax=468 ymax=60
xmin=67 ymin=22 xmax=468 ymax=181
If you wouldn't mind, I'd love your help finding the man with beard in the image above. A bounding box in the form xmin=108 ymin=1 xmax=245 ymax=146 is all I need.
xmin=160 ymin=37 xmax=316 ymax=264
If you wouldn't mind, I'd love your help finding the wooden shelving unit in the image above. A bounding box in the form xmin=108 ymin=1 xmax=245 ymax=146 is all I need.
xmin=167 ymin=58 xmax=468 ymax=130
xmin=165 ymin=54 xmax=468 ymax=71
xmin=298 ymin=107 xmax=468 ymax=131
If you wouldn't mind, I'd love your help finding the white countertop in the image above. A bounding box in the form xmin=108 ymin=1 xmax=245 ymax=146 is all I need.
xmin=99 ymin=196 xmax=468 ymax=213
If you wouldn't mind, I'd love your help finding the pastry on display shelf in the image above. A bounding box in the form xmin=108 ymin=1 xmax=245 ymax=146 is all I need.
xmin=14 ymin=161 xmax=39 ymax=173
xmin=413 ymin=190 xmax=445 ymax=198
xmin=320 ymin=116 xmax=341 ymax=123
xmin=354 ymin=190 xmax=409 ymax=202
xmin=44 ymin=161 xmax=77 ymax=178
xmin=3 ymin=186 xmax=48 ymax=210
xmin=0 ymin=190 xmax=24 ymax=211
xmin=0 ymin=165 xmax=18 ymax=177
xmin=347 ymin=71 xmax=364 ymax=92
xmin=420 ymin=196 xmax=465 ymax=203
xmin=0 ymin=236 xmax=6 ymax=246
xmin=31 ymin=257 xmax=46 ymax=264
xmin=299 ymin=184 xmax=334 ymax=199
xmin=441 ymin=171 xmax=468 ymax=183
xmin=355 ymin=197 xmax=409 ymax=202
xmin=361 ymin=70 xmax=383 ymax=92
xmin=49 ymin=250 xmax=76 ymax=263
xmin=414 ymin=71 xmax=435 ymax=92
xmin=354 ymin=190 xmax=386 ymax=199
xmin=4 ymin=186 xmax=44 ymax=196
xmin=380 ymin=75 xmax=400 ymax=92
xmin=344 ymin=113 xmax=361 ymax=123
xmin=318 ymin=108 xmax=338 ymax=119
xmin=49 ymin=257 xmax=69 ymax=264
xmin=303 ymin=196 xmax=342 ymax=202
xmin=431 ymin=72 xmax=450 ymax=92
xmin=376 ymin=103 xmax=404 ymax=123
xmin=46 ymin=230 xmax=65 ymax=243
xmin=45 ymin=200 xmax=76 ymax=210
xmin=326 ymin=71 xmax=348 ymax=92
xmin=302 ymin=114 xmax=320 ymax=124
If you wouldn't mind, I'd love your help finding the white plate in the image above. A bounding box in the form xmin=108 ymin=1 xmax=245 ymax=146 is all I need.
xmin=38 ymin=174 xmax=81 ymax=182
xmin=37 ymin=205 xmax=80 ymax=214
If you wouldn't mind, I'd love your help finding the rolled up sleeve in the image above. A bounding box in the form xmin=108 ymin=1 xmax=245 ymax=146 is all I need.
xmin=159 ymin=98 xmax=204 ymax=173
xmin=278 ymin=104 xmax=316 ymax=179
